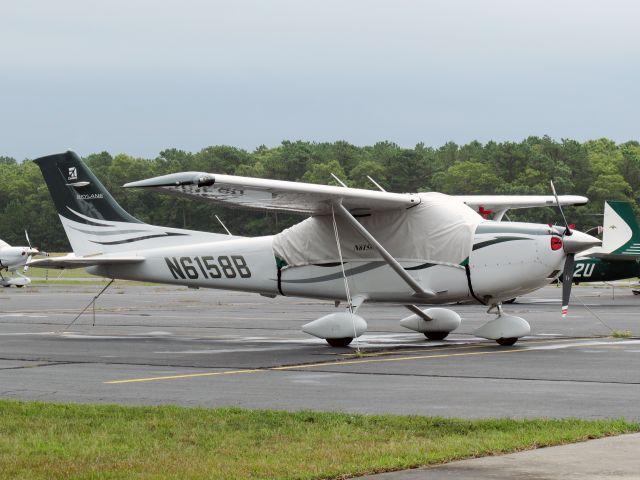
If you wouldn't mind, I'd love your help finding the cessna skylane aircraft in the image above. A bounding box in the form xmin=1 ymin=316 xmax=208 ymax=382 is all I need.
xmin=31 ymin=151 xmax=600 ymax=346
xmin=571 ymin=201 xmax=640 ymax=283
xmin=0 ymin=232 xmax=42 ymax=287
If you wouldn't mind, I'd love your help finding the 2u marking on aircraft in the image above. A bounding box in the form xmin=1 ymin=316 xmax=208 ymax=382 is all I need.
xmin=573 ymin=262 xmax=595 ymax=278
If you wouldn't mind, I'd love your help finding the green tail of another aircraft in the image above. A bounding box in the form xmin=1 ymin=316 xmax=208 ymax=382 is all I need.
xmin=601 ymin=201 xmax=640 ymax=256
xmin=572 ymin=201 xmax=640 ymax=283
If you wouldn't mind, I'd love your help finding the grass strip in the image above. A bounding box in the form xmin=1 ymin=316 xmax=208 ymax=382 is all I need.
xmin=0 ymin=400 xmax=638 ymax=479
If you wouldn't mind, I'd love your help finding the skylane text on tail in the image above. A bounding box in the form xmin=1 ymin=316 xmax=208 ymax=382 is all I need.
xmin=31 ymin=151 xmax=600 ymax=347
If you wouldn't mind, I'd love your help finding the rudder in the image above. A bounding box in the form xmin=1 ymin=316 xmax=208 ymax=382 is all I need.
xmin=34 ymin=151 xmax=141 ymax=225
xmin=34 ymin=151 xmax=229 ymax=257
xmin=602 ymin=201 xmax=640 ymax=255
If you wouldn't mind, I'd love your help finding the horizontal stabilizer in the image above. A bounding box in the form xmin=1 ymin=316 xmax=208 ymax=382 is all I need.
xmin=27 ymin=254 xmax=145 ymax=269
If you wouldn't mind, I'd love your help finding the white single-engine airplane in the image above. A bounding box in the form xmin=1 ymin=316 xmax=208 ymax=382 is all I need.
xmin=31 ymin=151 xmax=599 ymax=346
xmin=0 ymin=232 xmax=42 ymax=287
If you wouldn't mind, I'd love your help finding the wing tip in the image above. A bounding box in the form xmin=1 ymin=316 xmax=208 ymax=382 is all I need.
xmin=124 ymin=172 xmax=213 ymax=189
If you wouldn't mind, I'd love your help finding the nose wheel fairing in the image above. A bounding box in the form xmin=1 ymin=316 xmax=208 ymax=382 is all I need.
xmin=472 ymin=304 xmax=530 ymax=345
xmin=0 ymin=274 xmax=31 ymax=288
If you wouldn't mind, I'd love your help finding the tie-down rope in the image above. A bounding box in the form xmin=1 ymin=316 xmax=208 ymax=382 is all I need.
xmin=331 ymin=204 xmax=360 ymax=352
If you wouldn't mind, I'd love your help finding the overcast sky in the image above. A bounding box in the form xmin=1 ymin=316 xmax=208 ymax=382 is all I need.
xmin=1 ymin=0 xmax=638 ymax=160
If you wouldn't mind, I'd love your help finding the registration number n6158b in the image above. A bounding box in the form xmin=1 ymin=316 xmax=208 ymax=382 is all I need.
xmin=164 ymin=255 xmax=251 ymax=280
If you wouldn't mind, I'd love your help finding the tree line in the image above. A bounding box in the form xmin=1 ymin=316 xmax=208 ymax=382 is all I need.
xmin=1 ymin=136 xmax=639 ymax=251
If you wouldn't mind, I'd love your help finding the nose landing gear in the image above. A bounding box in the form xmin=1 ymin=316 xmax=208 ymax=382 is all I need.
xmin=473 ymin=304 xmax=530 ymax=346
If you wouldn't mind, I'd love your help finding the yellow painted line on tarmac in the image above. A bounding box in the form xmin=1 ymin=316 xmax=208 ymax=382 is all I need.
xmin=105 ymin=346 xmax=527 ymax=384
xmin=105 ymin=368 xmax=261 ymax=384
xmin=104 ymin=337 xmax=631 ymax=385
xmin=271 ymin=347 xmax=529 ymax=370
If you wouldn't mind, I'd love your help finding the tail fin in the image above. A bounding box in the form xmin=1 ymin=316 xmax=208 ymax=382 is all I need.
xmin=601 ymin=201 xmax=640 ymax=255
xmin=34 ymin=151 xmax=226 ymax=256
xmin=34 ymin=151 xmax=141 ymax=225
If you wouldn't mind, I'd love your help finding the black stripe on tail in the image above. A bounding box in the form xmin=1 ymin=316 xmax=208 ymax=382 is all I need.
xmin=34 ymin=151 xmax=141 ymax=225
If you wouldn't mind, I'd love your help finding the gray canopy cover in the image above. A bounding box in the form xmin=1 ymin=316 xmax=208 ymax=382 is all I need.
xmin=272 ymin=192 xmax=483 ymax=267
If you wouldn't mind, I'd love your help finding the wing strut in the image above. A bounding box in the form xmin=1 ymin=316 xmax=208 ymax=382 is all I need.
xmin=405 ymin=304 xmax=432 ymax=319
xmin=493 ymin=209 xmax=508 ymax=222
xmin=333 ymin=202 xmax=435 ymax=298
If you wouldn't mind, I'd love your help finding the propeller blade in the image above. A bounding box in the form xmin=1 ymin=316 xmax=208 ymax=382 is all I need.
xmin=24 ymin=255 xmax=32 ymax=273
xmin=549 ymin=180 xmax=572 ymax=236
xmin=561 ymin=253 xmax=575 ymax=317
xmin=24 ymin=230 xmax=32 ymax=248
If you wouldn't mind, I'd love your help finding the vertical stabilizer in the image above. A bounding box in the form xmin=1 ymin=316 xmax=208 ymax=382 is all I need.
xmin=34 ymin=151 xmax=230 ymax=256
xmin=601 ymin=201 xmax=640 ymax=255
xmin=34 ymin=151 xmax=141 ymax=226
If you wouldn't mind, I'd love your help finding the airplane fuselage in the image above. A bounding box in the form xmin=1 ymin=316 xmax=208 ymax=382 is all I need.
xmin=88 ymin=221 xmax=565 ymax=306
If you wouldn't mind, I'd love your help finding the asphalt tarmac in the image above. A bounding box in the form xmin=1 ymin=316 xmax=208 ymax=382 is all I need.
xmin=1 ymin=281 xmax=639 ymax=419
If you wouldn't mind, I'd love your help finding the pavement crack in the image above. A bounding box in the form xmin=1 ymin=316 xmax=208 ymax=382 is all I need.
xmin=0 ymin=361 xmax=77 ymax=371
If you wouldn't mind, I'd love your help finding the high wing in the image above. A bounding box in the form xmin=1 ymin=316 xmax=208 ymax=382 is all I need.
xmin=458 ymin=195 xmax=588 ymax=217
xmin=27 ymin=254 xmax=145 ymax=269
xmin=125 ymin=172 xmax=419 ymax=214
xmin=124 ymin=172 xmax=587 ymax=216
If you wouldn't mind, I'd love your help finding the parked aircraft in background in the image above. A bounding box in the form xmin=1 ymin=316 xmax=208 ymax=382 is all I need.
xmin=31 ymin=151 xmax=599 ymax=347
xmin=0 ymin=232 xmax=42 ymax=287
xmin=571 ymin=201 xmax=640 ymax=283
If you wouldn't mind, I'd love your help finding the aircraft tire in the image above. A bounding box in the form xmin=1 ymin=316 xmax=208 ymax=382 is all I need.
xmin=496 ymin=337 xmax=518 ymax=346
xmin=424 ymin=331 xmax=449 ymax=340
xmin=326 ymin=337 xmax=353 ymax=347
